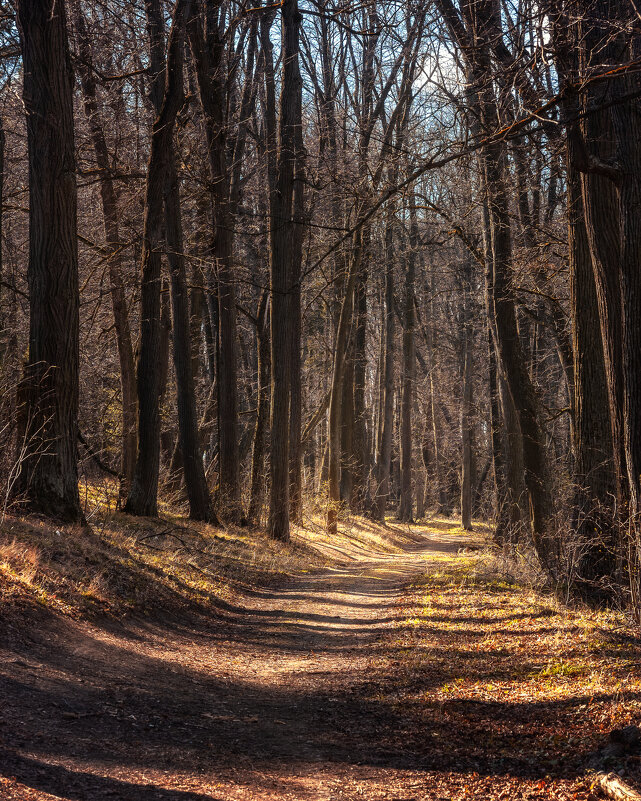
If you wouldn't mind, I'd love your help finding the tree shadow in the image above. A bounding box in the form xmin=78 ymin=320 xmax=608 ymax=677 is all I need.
xmin=0 ymin=752 xmax=224 ymax=801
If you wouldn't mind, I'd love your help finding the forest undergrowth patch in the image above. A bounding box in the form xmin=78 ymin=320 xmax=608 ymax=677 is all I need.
xmin=378 ymin=551 xmax=641 ymax=799
xmin=0 ymin=494 xmax=438 ymax=625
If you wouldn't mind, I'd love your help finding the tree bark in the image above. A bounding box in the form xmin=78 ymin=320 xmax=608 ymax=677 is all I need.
xmin=288 ymin=69 xmax=305 ymax=525
xmin=249 ymin=292 xmax=270 ymax=524
xmin=165 ymin=153 xmax=216 ymax=523
xmin=74 ymin=5 xmax=137 ymax=498
xmin=398 ymin=202 xmax=417 ymax=523
xmin=552 ymin=14 xmax=618 ymax=594
xmin=268 ymin=0 xmax=302 ymax=541
xmin=328 ymin=255 xmax=358 ymax=534
xmin=351 ymin=225 xmax=370 ymax=514
xmin=125 ymin=0 xmax=189 ymax=517
xmin=186 ymin=2 xmax=242 ymax=521
xmin=460 ymin=257 xmax=473 ymax=531
xmin=373 ymin=202 xmax=396 ymax=520
xmin=15 ymin=0 xmax=83 ymax=522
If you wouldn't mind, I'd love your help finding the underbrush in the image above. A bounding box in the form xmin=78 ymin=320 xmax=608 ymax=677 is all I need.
xmin=387 ymin=553 xmax=641 ymax=797
xmin=0 ymin=493 xmax=458 ymax=623
xmin=0 ymin=509 xmax=329 ymax=621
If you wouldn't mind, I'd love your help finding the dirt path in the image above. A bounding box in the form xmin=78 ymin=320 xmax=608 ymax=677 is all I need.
xmin=0 ymin=523 xmax=471 ymax=800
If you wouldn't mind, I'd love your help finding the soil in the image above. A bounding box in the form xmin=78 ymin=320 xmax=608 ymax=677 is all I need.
xmin=0 ymin=523 xmax=622 ymax=799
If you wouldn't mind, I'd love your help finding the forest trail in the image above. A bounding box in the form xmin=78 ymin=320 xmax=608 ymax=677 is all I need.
xmin=0 ymin=519 xmax=635 ymax=800
xmin=0 ymin=521 xmax=471 ymax=800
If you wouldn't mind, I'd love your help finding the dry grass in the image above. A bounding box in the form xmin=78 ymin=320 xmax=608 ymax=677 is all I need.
xmin=0 ymin=488 xmax=472 ymax=622
xmin=0 ymin=511 xmax=321 ymax=620
xmin=375 ymin=551 xmax=641 ymax=799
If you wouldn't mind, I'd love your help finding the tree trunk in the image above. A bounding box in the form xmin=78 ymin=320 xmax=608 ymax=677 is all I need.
xmin=288 ymin=74 xmax=305 ymax=525
xmin=340 ymin=343 xmax=355 ymax=504
xmin=327 ymin=260 xmax=357 ymax=535
xmin=15 ymin=0 xmax=83 ymax=523
xmin=438 ymin=0 xmax=556 ymax=570
xmin=576 ymin=0 xmax=627 ymax=515
xmin=552 ymin=18 xmax=618 ymax=594
xmin=460 ymin=257 xmax=473 ymax=531
xmin=610 ymin=16 xmax=641 ymax=558
xmin=165 ymin=153 xmax=216 ymax=523
xmin=352 ymin=225 xmax=370 ymax=513
xmin=187 ymin=3 xmax=242 ymax=522
xmin=249 ymin=292 xmax=270 ymax=524
xmin=74 ymin=5 xmax=137 ymax=497
xmin=373 ymin=204 xmax=396 ymax=520
xmin=486 ymin=136 xmax=555 ymax=566
xmin=125 ymin=0 xmax=189 ymax=517
xmin=268 ymin=0 xmax=302 ymax=541
xmin=398 ymin=203 xmax=417 ymax=522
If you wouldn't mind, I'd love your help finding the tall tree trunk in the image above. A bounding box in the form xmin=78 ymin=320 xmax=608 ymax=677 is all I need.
xmin=15 ymin=0 xmax=82 ymax=522
xmin=215 ymin=221 xmax=242 ymax=520
xmin=398 ymin=203 xmax=417 ymax=522
xmin=570 ymin=160 xmax=617 ymax=591
xmin=327 ymin=266 xmax=356 ymax=536
xmin=268 ymin=0 xmax=302 ymax=541
xmin=165 ymin=154 xmax=216 ymax=523
xmin=575 ymin=0 xmax=627 ymax=515
xmin=438 ymin=0 xmax=556 ymax=570
xmin=485 ymin=136 xmax=555 ymax=567
xmin=288 ymin=75 xmax=305 ymax=525
xmin=340 ymin=344 xmax=355 ymax=504
xmin=187 ymin=3 xmax=242 ymax=521
xmin=74 ymin=5 xmax=137 ymax=497
xmin=125 ymin=0 xmax=189 ymax=517
xmin=610 ymin=17 xmax=641 ymax=557
xmin=373 ymin=203 xmax=396 ymax=520
xmin=553 ymin=14 xmax=617 ymax=594
xmin=482 ymin=197 xmax=524 ymax=544
xmin=487 ymin=321 xmax=510 ymax=542
xmin=460 ymin=257 xmax=473 ymax=531
xmin=249 ymin=292 xmax=270 ymax=524
xmin=352 ymin=224 xmax=370 ymax=513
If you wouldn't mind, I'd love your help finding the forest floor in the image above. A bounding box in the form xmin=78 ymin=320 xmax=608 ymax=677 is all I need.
xmin=1 ymin=509 xmax=641 ymax=800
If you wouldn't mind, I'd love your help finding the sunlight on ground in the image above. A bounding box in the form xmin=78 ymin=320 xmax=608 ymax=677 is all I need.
xmin=0 ymin=484 xmax=485 ymax=622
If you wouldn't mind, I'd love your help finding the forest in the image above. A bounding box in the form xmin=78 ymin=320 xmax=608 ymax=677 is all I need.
xmin=1 ymin=0 xmax=641 ymax=798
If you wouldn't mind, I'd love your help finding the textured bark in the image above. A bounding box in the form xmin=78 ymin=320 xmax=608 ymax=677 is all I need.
xmin=327 ymin=267 xmax=356 ymax=536
xmin=567 ymin=0 xmax=641 ymax=603
xmin=125 ymin=0 xmax=189 ymax=517
xmin=611 ymin=26 xmax=641 ymax=542
xmin=570 ymin=171 xmax=617 ymax=589
xmin=351 ymin=225 xmax=370 ymax=514
xmin=460 ymin=257 xmax=473 ymax=531
xmin=575 ymin=0 xmax=627 ymax=516
xmin=165 ymin=154 xmax=216 ymax=523
xmin=373 ymin=204 xmax=396 ymax=520
xmin=481 ymin=195 xmax=523 ymax=544
xmin=486 ymin=137 xmax=555 ymax=566
xmin=553 ymin=16 xmax=617 ymax=593
xmin=397 ymin=205 xmax=417 ymax=523
xmin=339 ymin=344 xmax=355 ymax=504
xmin=268 ymin=0 xmax=302 ymax=541
xmin=595 ymin=772 xmax=641 ymax=801
xmin=187 ymin=2 xmax=242 ymax=521
xmin=438 ymin=0 xmax=556 ymax=570
xmin=288 ymin=72 xmax=305 ymax=525
xmin=74 ymin=5 xmax=137 ymax=495
xmin=248 ymin=292 xmax=270 ymax=524
xmin=15 ymin=0 xmax=82 ymax=522
xmin=428 ymin=270 xmax=449 ymax=514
